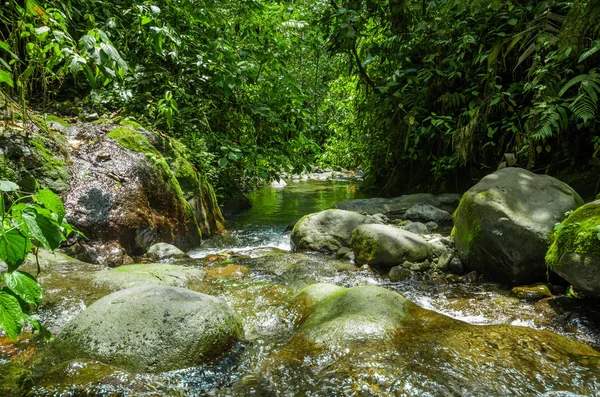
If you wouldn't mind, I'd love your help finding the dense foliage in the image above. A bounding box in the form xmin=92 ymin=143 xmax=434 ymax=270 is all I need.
xmin=0 ymin=0 xmax=337 ymax=197
xmin=321 ymin=0 xmax=600 ymax=195
xmin=1 ymin=0 xmax=599 ymax=197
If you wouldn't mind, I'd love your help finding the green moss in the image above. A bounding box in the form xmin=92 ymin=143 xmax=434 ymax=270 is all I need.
xmin=0 ymin=156 xmax=16 ymax=181
xmin=119 ymin=119 xmax=145 ymax=129
xmin=352 ymin=230 xmax=379 ymax=264
xmin=106 ymin=127 xmax=160 ymax=156
xmin=453 ymin=193 xmax=481 ymax=252
xmin=546 ymin=202 xmax=600 ymax=269
xmin=45 ymin=114 xmax=71 ymax=127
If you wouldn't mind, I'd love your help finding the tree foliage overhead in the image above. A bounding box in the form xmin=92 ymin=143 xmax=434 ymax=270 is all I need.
xmin=1 ymin=0 xmax=599 ymax=197
xmin=321 ymin=0 xmax=600 ymax=195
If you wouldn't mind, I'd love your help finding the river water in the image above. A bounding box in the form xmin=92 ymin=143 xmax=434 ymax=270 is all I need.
xmin=3 ymin=179 xmax=600 ymax=396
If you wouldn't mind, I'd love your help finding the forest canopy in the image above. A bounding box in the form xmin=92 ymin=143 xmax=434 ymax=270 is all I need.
xmin=1 ymin=0 xmax=599 ymax=198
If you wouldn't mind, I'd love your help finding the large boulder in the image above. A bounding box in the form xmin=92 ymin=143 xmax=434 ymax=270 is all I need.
xmin=1 ymin=119 xmax=225 ymax=266
xmin=250 ymin=284 xmax=600 ymax=396
xmin=547 ymin=200 xmax=600 ymax=296
xmin=453 ymin=167 xmax=583 ymax=284
xmin=334 ymin=193 xmax=440 ymax=219
xmin=56 ymin=285 xmax=243 ymax=373
xmin=291 ymin=209 xmax=380 ymax=253
xmin=351 ymin=224 xmax=432 ymax=269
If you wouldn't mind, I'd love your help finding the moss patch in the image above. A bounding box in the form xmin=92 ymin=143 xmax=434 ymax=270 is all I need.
xmin=546 ymin=201 xmax=600 ymax=269
xmin=120 ymin=119 xmax=145 ymax=129
xmin=106 ymin=127 xmax=160 ymax=156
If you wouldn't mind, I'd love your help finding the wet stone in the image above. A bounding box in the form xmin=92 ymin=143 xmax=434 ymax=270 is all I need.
xmin=511 ymin=284 xmax=553 ymax=300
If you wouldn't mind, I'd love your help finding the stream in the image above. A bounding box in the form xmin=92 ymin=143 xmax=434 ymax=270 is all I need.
xmin=2 ymin=179 xmax=600 ymax=396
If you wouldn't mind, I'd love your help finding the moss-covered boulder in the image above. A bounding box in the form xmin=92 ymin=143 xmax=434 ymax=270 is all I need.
xmin=61 ymin=123 xmax=224 ymax=265
xmin=56 ymin=285 xmax=243 ymax=373
xmin=0 ymin=123 xmax=70 ymax=193
xmin=251 ymin=283 xmax=600 ymax=395
xmin=291 ymin=209 xmax=380 ymax=253
xmin=351 ymin=224 xmax=432 ymax=269
xmin=547 ymin=200 xmax=600 ymax=296
xmin=1 ymin=117 xmax=224 ymax=266
xmin=453 ymin=167 xmax=582 ymax=284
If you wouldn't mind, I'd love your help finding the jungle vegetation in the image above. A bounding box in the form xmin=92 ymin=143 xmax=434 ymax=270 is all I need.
xmin=1 ymin=0 xmax=599 ymax=198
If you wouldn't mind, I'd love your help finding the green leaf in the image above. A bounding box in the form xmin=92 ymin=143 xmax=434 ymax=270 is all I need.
xmin=507 ymin=19 xmax=518 ymax=26
xmin=0 ymin=229 xmax=31 ymax=270
xmin=21 ymin=210 xmax=63 ymax=250
xmin=0 ymin=70 xmax=13 ymax=88
xmin=579 ymin=41 xmax=600 ymax=63
xmin=35 ymin=189 xmax=66 ymax=223
xmin=5 ymin=271 xmax=42 ymax=307
xmin=78 ymin=34 xmax=96 ymax=51
xmin=218 ymin=157 xmax=228 ymax=167
xmin=0 ymin=291 xmax=25 ymax=339
xmin=68 ymin=54 xmax=87 ymax=74
xmin=25 ymin=314 xmax=51 ymax=340
xmin=0 ymin=180 xmax=19 ymax=192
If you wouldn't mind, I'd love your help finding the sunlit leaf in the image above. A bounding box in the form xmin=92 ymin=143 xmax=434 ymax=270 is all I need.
xmin=5 ymin=271 xmax=42 ymax=307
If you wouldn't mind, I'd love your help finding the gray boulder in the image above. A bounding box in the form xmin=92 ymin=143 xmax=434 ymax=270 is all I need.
xmin=334 ymin=193 xmax=441 ymax=219
xmin=146 ymin=242 xmax=187 ymax=260
xmin=546 ymin=200 xmax=600 ymax=296
xmin=291 ymin=209 xmax=380 ymax=253
xmin=453 ymin=168 xmax=582 ymax=284
xmin=403 ymin=221 xmax=429 ymax=235
xmin=56 ymin=285 xmax=243 ymax=372
xmin=404 ymin=203 xmax=452 ymax=224
xmin=351 ymin=224 xmax=432 ymax=269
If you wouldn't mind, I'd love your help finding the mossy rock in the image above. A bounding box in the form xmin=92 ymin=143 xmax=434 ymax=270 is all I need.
xmin=350 ymin=224 xmax=432 ymax=270
xmin=291 ymin=209 xmax=380 ymax=253
xmin=56 ymin=285 xmax=243 ymax=373
xmin=453 ymin=167 xmax=583 ymax=284
xmin=256 ymin=283 xmax=600 ymax=396
xmin=0 ymin=127 xmax=70 ymax=193
xmin=92 ymin=263 xmax=205 ymax=291
xmin=547 ymin=200 xmax=600 ymax=296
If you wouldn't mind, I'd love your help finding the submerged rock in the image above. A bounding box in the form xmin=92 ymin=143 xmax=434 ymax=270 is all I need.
xmin=56 ymin=285 xmax=243 ymax=373
xmin=291 ymin=209 xmax=380 ymax=253
xmin=511 ymin=284 xmax=552 ymax=300
xmin=547 ymin=200 xmax=600 ymax=296
xmin=254 ymin=284 xmax=600 ymax=396
xmin=29 ymin=359 xmax=161 ymax=396
xmin=351 ymin=224 xmax=432 ymax=270
xmin=453 ymin=167 xmax=582 ymax=284
xmin=93 ymin=263 xmax=205 ymax=291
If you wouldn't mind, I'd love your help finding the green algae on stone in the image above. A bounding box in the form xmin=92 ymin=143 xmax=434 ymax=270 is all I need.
xmin=93 ymin=263 xmax=205 ymax=291
xmin=106 ymin=127 xmax=160 ymax=156
xmin=546 ymin=200 xmax=600 ymax=296
xmin=258 ymin=283 xmax=600 ymax=396
xmin=29 ymin=359 xmax=163 ymax=396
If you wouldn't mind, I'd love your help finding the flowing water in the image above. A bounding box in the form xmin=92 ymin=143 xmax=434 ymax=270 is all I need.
xmin=3 ymin=179 xmax=600 ymax=396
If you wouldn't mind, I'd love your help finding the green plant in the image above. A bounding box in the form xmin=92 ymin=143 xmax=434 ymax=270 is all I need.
xmin=0 ymin=180 xmax=78 ymax=340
